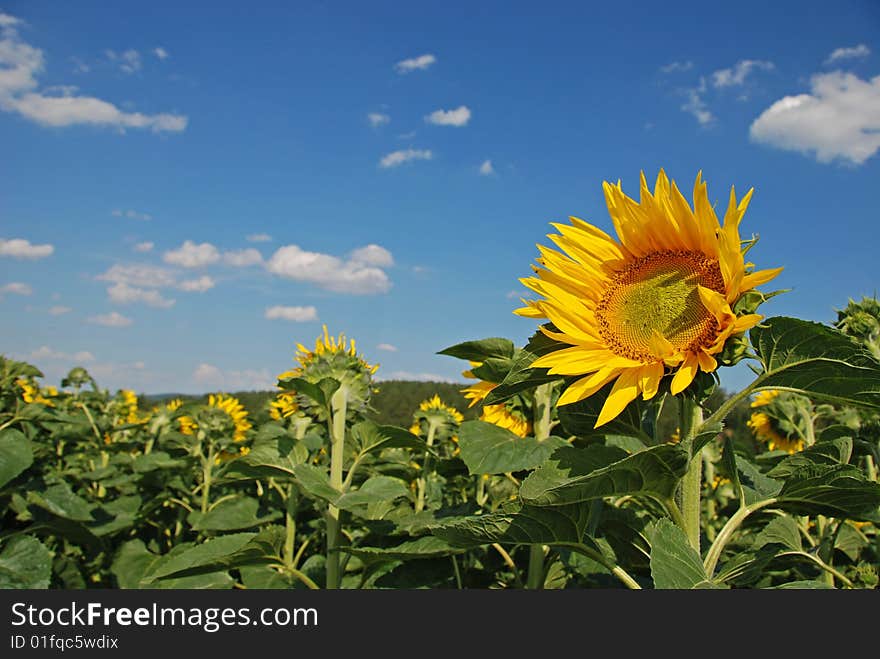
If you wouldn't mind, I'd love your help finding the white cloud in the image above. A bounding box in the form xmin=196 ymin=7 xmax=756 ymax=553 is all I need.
xmin=660 ymin=60 xmax=693 ymax=74
xmin=107 ymin=282 xmax=176 ymax=308
xmin=177 ymin=275 xmax=215 ymax=292
xmin=70 ymin=57 xmax=90 ymax=74
xmin=379 ymin=148 xmax=433 ymax=168
xmin=163 ymin=240 xmax=220 ymax=268
xmin=133 ymin=241 xmax=154 ymax=253
xmin=153 ymin=47 xmax=169 ymax=60
xmin=48 ymin=305 xmax=72 ymax=315
xmin=0 ymin=16 xmax=187 ymax=133
xmin=376 ymin=343 xmax=398 ymax=352
xmin=368 ymin=112 xmax=390 ymax=127
xmin=826 ymin=44 xmax=870 ymax=65
xmin=0 ymin=238 xmax=54 ymax=259
xmin=88 ymin=311 xmax=133 ymax=327
xmin=394 ymin=53 xmax=436 ymax=74
xmin=479 ymin=159 xmax=494 ymax=176
xmin=0 ymin=12 xmax=21 ymax=27
xmin=1 ymin=282 xmax=32 ymax=295
xmin=112 ymin=208 xmax=152 ymax=221
xmin=97 ymin=264 xmax=177 ymax=288
xmin=350 ymin=244 xmax=393 ymax=268
xmin=712 ymin=59 xmax=774 ymax=88
xmin=750 ymin=71 xmax=880 ymax=165
xmin=223 ymin=248 xmax=263 ymax=267
xmin=246 ymin=233 xmax=272 ymax=243
xmin=397 ymin=130 xmax=416 ymax=140
xmin=28 ymin=346 xmax=95 ymax=362
xmin=506 ymin=289 xmax=528 ymax=299
xmin=106 ymin=49 xmax=142 ymax=74
xmin=266 ymin=244 xmax=393 ymax=295
xmin=264 ymin=305 xmax=318 ymax=322
xmin=681 ymin=86 xmax=714 ymax=125
xmin=192 ymin=363 xmax=274 ymax=390
xmin=425 ymin=105 xmax=471 ymax=127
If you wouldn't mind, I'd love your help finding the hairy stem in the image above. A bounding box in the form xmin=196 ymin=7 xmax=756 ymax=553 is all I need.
xmin=325 ymin=385 xmax=348 ymax=590
xmin=704 ymin=498 xmax=778 ymax=577
xmin=679 ymin=398 xmax=703 ymax=552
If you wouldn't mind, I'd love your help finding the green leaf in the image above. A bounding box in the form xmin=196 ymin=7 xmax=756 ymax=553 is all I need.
xmin=520 ymin=444 xmax=689 ymax=506
xmin=338 ymin=537 xmax=464 ymax=563
xmin=457 ymin=420 xmax=567 ymax=475
xmin=720 ymin=436 xmax=744 ymax=506
xmin=775 ymin=464 xmax=880 ymax=520
xmin=89 ymin=495 xmax=142 ymax=537
xmin=351 ymin=421 xmax=427 ymax=456
xmin=131 ymin=451 xmax=186 ymax=473
xmin=766 ymin=438 xmax=853 ymax=478
xmin=773 ymin=580 xmax=835 ymax=589
xmin=113 ymin=540 xmax=235 ymax=589
xmin=0 ymin=535 xmax=52 ymax=589
xmin=432 ymin=501 xmax=593 ymax=547
xmin=754 ymin=516 xmax=802 ymax=552
xmin=735 ymin=456 xmax=782 ymax=504
xmin=292 ymin=463 xmax=340 ymax=502
xmin=188 ymin=497 xmax=281 ymax=531
xmin=691 ymin=420 xmax=724 ymax=454
xmin=648 ymin=518 xmax=713 ymax=589
xmin=146 ymin=533 xmax=258 ymax=581
xmin=292 ymin=465 xmax=410 ymax=518
xmin=232 ymin=433 xmax=309 ymax=479
xmin=437 ymin=337 xmax=515 ymax=362
xmin=749 ymin=317 xmax=880 ymax=410
xmin=0 ymin=428 xmax=33 ymax=489
xmin=27 ymin=482 xmax=93 ymax=521
xmin=277 ymin=377 xmax=326 ymax=406
xmin=556 ymin=383 xmax=651 ymax=442
xmin=483 ymin=330 xmax=564 ymax=406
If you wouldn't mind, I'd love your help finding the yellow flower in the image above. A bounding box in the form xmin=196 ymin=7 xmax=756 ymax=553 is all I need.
xmin=178 ymin=415 xmax=197 ymax=435
xmin=16 ymin=378 xmax=55 ymax=407
xmin=518 ymin=170 xmax=782 ymax=427
xmin=750 ymin=390 xmax=779 ymax=408
xmin=747 ymin=411 xmax=804 ymax=454
xmin=409 ymin=421 xmax=421 ymax=436
xmin=165 ymin=398 xmax=183 ymax=412
xmin=120 ymin=389 xmax=149 ymax=424
xmin=480 ymin=403 xmax=532 ymax=438
xmin=208 ymin=393 xmax=252 ymax=442
xmin=418 ymin=394 xmax=465 ymax=423
xmin=269 ymin=392 xmax=299 ymax=420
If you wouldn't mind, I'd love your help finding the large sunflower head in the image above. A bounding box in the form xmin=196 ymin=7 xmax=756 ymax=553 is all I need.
xmin=518 ymin=170 xmax=783 ymax=427
xmin=746 ymin=389 xmax=812 ymax=454
xmin=277 ymin=325 xmax=377 ymax=418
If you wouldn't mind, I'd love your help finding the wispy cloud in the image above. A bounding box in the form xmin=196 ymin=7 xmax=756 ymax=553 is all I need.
xmin=425 ymin=105 xmax=471 ymax=127
xmin=48 ymin=305 xmax=72 ymax=315
xmin=264 ymin=305 xmax=318 ymax=322
xmin=112 ymin=208 xmax=152 ymax=221
xmin=1 ymin=282 xmax=32 ymax=296
xmin=750 ymin=71 xmax=880 ymax=165
xmin=0 ymin=13 xmax=187 ymax=133
xmin=192 ymin=363 xmax=274 ymax=390
xmin=660 ymin=60 xmax=693 ymax=74
xmin=153 ymin=46 xmax=170 ymax=61
xmin=0 ymin=238 xmax=54 ymax=259
xmin=27 ymin=346 xmax=94 ymax=362
xmin=379 ymin=148 xmax=432 ymax=168
xmin=107 ymin=282 xmax=175 ymax=308
xmin=246 ymin=233 xmax=272 ymax=243
xmin=163 ymin=241 xmax=220 ymax=268
xmin=377 ymin=370 xmax=456 ymax=383
xmin=711 ymin=59 xmax=774 ymax=88
xmin=266 ymin=244 xmax=393 ymax=295
xmin=223 ymin=248 xmax=263 ymax=267
xmin=681 ymin=81 xmax=714 ymax=125
xmin=368 ymin=112 xmax=390 ymax=127
xmin=394 ymin=53 xmax=436 ymax=74
xmin=105 ymin=49 xmax=142 ymax=75
xmin=177 ymin=276 xmax=215 ymax=293
xmin=133 ymin=241 xmax=154 ymax=253
xmin=479 ymin=159 xmax=494 ymax=176
xmin=376 ymin=343 xmax=398 ymax=352
xmin=825 ymin=44 xmax=870 ymax=65
xmin=97 ymin=264 xmax=177 ymax=288
xmin=88 ymin=311 xmax=133 ymax=327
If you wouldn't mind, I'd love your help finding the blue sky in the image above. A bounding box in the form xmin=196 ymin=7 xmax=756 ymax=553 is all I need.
xmin=2 ymin=0 xmax=879 ymax=395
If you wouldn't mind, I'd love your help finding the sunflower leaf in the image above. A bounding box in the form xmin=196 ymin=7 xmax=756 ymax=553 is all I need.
xmin=483 ymin=329 xmax=564 ymax=406
xmin=437 ymin=338 xmax=516 ymax=362
xmin=457 ymin=420 xmax=567 ymax=475
xmin=0 ymin=428 xmax=33 ymax=489
xmin=648 ymin=518 xmax=715 ymax=589
xmin=749 ymin=317 xmax=880 ymax=410
xmin=519 ymin=444 xmax=689 ymax=506
xmin=556 ymin=382 xmax=652 ymax=443
xmin=775 ymin=464 xmax=880 ymax=520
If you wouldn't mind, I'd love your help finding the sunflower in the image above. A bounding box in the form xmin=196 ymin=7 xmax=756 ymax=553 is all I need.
xmin=410 ymin=394 xmax=464 ymax=443
xmin=518 ymin=170 xmax=782 ymax=427
xmin=460 ymin=362 xmax=498 ymax=408
xmin=120 ymin=389 xmax=150 ymax=424
xmin=747 ymin=389 xmax=805 ymax=454
xmin=179 ymin=393 xmax=252 ymax=442
xmin=269 ymin=392 xmax=299 ymax=420
xmin=16 ymin=378 xmax=55 ymax=407
xmin=480 ymin=404 xmax=532 ymax=438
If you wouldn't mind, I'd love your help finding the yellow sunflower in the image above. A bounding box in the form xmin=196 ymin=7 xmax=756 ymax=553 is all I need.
xmin=16 ymin=378 xmax=55 ymax=407
xmin=747 ymin=389 xmax=804 ymax=454
xmin=480 ymin=404 xmax=532 ymax=438
xmin=269 ymin=392 xmax=299 ymax=420
xmin=518 ymin=170 xmax=782 ymax=427
xmin=179 ymin=393 xmax=252 ymax=442
xmin=460 ymin=362 xmax=498 ymax=408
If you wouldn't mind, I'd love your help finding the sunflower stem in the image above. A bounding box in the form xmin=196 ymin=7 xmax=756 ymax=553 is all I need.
xmin=679 ymin=397 xmax=703 ymax=552
xmin=325 ymin=385 xmax=348 ymax=590
xmin=415 ymin=419 xmax=438 ymax=514
xmin=525 ymin=383 xmax=554 ymax=588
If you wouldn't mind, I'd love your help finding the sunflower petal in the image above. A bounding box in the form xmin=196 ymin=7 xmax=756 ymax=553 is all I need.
xmin=558 ymin=367 xmax=621 ymax=406
xmin=595 ymin=368 xmax=641 ymax=427
xmin=670 ymin=353 xmax=699 ymax=395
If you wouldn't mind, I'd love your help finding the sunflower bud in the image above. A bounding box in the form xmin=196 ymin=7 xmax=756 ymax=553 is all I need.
xmin=835 ymin=296 xmax=880 ymax=361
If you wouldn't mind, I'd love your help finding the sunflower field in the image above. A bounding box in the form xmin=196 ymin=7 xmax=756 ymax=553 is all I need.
xmin=2 ymin=171 xmax=879 ymax=590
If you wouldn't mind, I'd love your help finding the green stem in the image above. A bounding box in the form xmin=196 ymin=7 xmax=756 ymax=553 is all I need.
xmin=200 ymin=447 xmax=214 ymax=514
xmin=679 ymin=398 xmax=703 ymax=552
xmin=559 ymin=542 xmax=642 ymax=590
xmin=491 ymin=543 xmax=525 ymax=589
xmin=283 ymin=484 xmax=296 ymax=568
xmin=779 ymin=551 xmax=853 ymax=589
xmin=414 ymin=419 xmax=438 ymax=514
xmin=526 ymin=544 xmax=546 ymax=589
xmin=451 ymin=555 xmax=463 ymax=589
xmin=704 ymin=498 xmax=778 ymax=577
xmin=325 ymin=386 xmax=348 ymax=590
xmin=703 ymin=453 xmax=717 ymax=543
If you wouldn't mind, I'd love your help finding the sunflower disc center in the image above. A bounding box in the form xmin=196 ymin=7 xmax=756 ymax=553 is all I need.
xmin=597 ymin=250 xmax=725 ymax=361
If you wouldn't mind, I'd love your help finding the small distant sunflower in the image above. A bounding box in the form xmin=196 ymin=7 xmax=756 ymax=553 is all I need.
xmin=410 ymin=394 xmax=464 ymax=443
xmin=480 ymin=404 xmax=532 ymax=438
xmin=518 ymin=170 xmax=782 ymax=427
xmin=179 ymin=393 xmax=252 ymax=442
xmin=16 ymin=378 xmax=55 ymax=407
xmin=747 ymin=389 xmax=806 ymax=454
xmin=119 ymin=389 xmax=150 ymax=424
xmin=269 ymin=392 xmax=299 ymax=420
